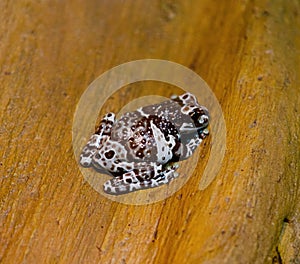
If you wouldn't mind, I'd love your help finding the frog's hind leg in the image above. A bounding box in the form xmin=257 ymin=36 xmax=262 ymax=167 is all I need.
xmin=79 ymin=113 xmax=115 ymax=167
xmin=103 ymin=162 xmax=179 ymax=195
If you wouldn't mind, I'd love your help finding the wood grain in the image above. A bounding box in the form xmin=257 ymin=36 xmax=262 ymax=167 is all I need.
xmin=1 ymin=0 xmax=299 ymax=263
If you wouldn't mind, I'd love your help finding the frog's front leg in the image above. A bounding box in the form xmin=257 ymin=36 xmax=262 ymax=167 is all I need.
xmin=79 ymin=112 xmax=115 ymax=167
xmin=103 ymin=162 xmax=179 ymax=195
xmin=178 ymin=129 xmax=209 ymax=160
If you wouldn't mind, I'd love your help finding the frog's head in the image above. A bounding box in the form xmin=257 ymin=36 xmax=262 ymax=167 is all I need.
xmin=172 ymin=92 xmax=210 ymax=134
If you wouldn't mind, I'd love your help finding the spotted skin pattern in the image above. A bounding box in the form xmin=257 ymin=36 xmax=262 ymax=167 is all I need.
xmin=80 ymin=92 xmax=210 ymax=195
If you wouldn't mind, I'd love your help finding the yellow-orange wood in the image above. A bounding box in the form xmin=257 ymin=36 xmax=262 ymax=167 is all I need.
xmin=0 ymin=1 xmax=299 ymax=263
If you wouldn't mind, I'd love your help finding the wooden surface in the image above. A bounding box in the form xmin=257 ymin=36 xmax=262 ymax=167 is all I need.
xmin=1 ymin=1 xmax=299 ymax=263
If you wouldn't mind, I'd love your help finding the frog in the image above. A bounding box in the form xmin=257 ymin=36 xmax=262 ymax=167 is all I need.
xmin=79 ymin=92 xmax=210 ymax=195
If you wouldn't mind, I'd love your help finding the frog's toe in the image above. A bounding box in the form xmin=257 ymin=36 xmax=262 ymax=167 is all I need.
xmin=80 ymin=155 xmax=93 ymax=167
xmin=79 ymin=146 xmax=97 ymax=167
xmin=153 ymin=166 xmax=179 ymax=185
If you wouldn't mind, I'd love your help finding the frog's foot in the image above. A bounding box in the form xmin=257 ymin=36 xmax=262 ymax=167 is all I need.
xmin=94 ymin=112 xmax=115 ymax=136
xmin=103 ymin=163 xmax=180 ymax=195
xmin=180 ymin=137 xmax=203 ymax=159
xmin=178 ymin=128 xmax=209 ymax=160
xmin=79 ymin=113 xmax=115 ymax=167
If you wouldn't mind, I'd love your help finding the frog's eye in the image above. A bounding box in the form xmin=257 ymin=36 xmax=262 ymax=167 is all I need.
xmin=198 ymin=115 xmax=206 ymax=124
xmin=198 ymin=114 xmax=210 ymax=125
